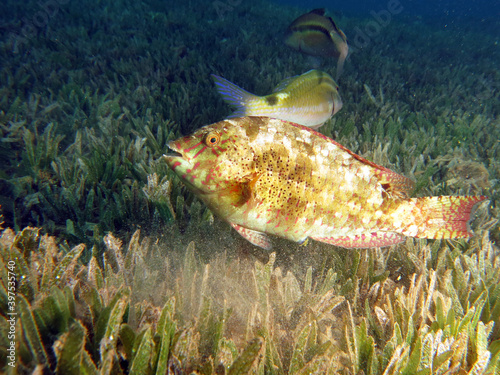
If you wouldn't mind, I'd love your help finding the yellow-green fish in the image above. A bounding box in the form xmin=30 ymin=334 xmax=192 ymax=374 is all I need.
xmin=285 ymin=8 xmax=348 ymax=79
xmin=212 ymin=69 xmax=342 ymax=129
xmin=164 ymin=117 xmax=486 ymax=250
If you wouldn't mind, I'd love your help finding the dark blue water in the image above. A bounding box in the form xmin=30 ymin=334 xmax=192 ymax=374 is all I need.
xmin=273 ymin=0 xmax=500 ymax=20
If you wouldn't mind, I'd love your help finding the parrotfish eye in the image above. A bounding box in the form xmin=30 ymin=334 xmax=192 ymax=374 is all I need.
xmin=204 ymin=131 xmax=220 ymax=147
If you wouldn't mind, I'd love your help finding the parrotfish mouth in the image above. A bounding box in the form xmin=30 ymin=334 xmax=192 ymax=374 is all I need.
xmin=165 ymin=140 xmax=182 ymax=156
xmin=163 ymin=141 xmax=186 ymax=171
xmin=163 ymin=144 xmax=215 ymax=196
xmin=164 ymin=150 xmax=182 ymax=158
xmin=164 ymin=140 xmax=187 ymax=161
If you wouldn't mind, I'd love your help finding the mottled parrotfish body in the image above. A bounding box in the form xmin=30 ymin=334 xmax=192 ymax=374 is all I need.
xmin=284 ymin=8 xmax=348 ymax=79
xmin=164 ymin=117 xmax=486 ymax=250
xmin=212 ymin=69 xmax=342 ymax=129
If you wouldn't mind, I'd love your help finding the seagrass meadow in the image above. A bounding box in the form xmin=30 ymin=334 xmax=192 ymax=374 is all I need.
xmin=0 ymin=0 xmax=499 ymax=373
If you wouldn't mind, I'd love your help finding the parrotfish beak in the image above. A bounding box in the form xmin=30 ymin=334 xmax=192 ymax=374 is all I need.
xmin=163 ymin=141 xmax=186 ymax=171
xmin=164 ymin=140 xmax=214 ymax=195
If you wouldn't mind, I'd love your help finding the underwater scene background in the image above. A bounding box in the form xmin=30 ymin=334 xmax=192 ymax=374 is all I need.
xmin=0 ymin=0 xmax=499 ymax=373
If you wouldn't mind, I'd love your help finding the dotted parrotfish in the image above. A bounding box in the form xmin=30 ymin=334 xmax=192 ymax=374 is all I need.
xmin=164 ymin=117 xmax=486 ymax=250
xmin=212 ymin=69 xmax=342 ymax=130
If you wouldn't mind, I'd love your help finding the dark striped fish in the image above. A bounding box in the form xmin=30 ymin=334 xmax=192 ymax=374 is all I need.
xmin=285 ymin=8 xmax=348 ymax=79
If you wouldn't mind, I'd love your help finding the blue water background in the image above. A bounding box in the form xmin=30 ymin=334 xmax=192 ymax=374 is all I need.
xmin=272 ymin=0 xmax=500 ymax=20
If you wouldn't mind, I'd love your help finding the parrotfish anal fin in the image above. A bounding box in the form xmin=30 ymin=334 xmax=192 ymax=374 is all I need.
xmin=311 ymin=232 xmax=405 ymax=249
xmin=375 ymin=169 xmax=416 ymax=200
xmin=231 ymin=223 xmax=272 ymax=250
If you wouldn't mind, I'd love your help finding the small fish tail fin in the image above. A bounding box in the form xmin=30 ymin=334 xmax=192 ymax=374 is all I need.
xmin=401 ymin=196 xmax=487 ymax=239
xmin=211 ymin=74 xmax=258 ymax=117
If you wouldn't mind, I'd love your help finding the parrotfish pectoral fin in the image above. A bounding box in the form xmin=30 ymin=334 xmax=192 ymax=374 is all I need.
xmin=311 ymin=232 xmax=405 ymax=249
xmin=404 ymin=196 xmax=487 ymax=239
xmin=211 ymin=74 xmax=257 ymax=117
xmin=231 ymin=223 xmax=272 ymax=250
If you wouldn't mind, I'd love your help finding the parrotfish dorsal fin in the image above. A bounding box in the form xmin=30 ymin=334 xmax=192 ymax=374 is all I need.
xmin=339 ymin=146 xmax=415 ymax=198
xmin=272 ymin=75 xmax=299 ymax=93
xmin=273 ymin=69 xmax=320 ymax=93
xmin=288 ymin=122 xmax=414 ymax=197
xmin=309 ymin=8 xmax=326 ymax=16
xmin=307 ymin=8 xmax=343 ymax=39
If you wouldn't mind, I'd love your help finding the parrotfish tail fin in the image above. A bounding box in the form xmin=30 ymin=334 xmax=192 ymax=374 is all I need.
xmin=403 ymin=196 xmax=487 ymax=239
xmin=211 ymin=74 xmax=257 ymax=117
